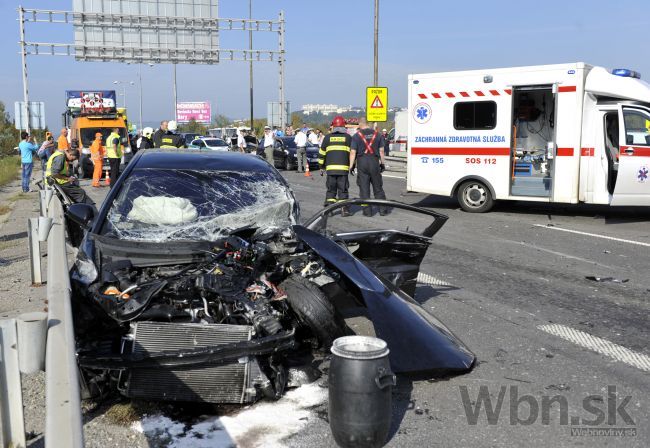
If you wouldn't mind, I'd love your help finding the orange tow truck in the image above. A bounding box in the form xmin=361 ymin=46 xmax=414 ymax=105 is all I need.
xmin=63 ymin=90 xmax=131 ymax=178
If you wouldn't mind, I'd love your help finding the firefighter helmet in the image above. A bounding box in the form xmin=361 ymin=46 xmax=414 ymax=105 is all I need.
xmin=331 ymin=115 xmax=346 ymax=127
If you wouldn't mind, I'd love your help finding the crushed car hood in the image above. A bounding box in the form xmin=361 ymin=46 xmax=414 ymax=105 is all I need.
xmin=293 ymin=225 xmax=475 ymax=374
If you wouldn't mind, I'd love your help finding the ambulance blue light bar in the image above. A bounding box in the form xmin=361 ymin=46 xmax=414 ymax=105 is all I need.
xmin=612 ymin=68 xmax=641 ymax=79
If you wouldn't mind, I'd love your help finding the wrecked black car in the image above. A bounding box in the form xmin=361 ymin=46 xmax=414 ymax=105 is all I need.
xmin=67 ymin=150 xmax=475 ymax=405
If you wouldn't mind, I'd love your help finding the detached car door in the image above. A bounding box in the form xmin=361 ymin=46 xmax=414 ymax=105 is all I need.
xmin=304 ymin=199 xmax=448 ymax=297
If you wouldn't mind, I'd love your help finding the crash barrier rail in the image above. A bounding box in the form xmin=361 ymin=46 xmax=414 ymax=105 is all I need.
xmin=43 ymin=195 xmax=85 ymax=448
xmin=385 ymin=152 xmax=406 ymax=173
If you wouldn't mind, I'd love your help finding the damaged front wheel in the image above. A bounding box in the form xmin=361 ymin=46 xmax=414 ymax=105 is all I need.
xmin=281 ymin=274 xmax=347 ymax=350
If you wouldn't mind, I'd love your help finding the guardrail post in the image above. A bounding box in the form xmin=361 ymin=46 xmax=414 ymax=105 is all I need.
xmin=28 ymin=218 xmax=42 ymax=286
xmin=0 ymin=319 xmax=27 ymax=448
xmin=17 ymin=312 xmax=48 ymax=374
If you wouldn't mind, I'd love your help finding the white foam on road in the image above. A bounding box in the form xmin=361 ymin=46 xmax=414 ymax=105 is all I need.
xmin=132 ymin=382 xmax=327 ymax=448
xmin=538 ymin=323 xmax=650 ymax=372
xmin=534 ymin=224 xmax=650 ymax=248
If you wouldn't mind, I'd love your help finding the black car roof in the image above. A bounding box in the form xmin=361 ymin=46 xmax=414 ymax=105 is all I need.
xmin=133 ymin=149 xmax=274 ymax=171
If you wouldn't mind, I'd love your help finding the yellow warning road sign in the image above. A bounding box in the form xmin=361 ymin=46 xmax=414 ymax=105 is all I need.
xmin=366 ymin=86 xmax=388 ymax=122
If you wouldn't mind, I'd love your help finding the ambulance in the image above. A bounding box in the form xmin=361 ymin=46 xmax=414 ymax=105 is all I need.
xmin=406 ymin=63 xmax=650 ymax=212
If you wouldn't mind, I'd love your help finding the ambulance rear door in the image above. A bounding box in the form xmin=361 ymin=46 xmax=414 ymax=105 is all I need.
xmin=611 ymin=105 xmax=650 ymax=205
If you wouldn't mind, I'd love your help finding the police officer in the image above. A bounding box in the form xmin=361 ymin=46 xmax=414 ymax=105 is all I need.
xmin=349 ymin=118 xmax=387 ymax=216
xmin=319 ymin=116 xmax=352 ymax=216
xmin=159 ymin=120 xmax=186 ymax=148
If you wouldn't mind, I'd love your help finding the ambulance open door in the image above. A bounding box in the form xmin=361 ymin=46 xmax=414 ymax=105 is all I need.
xmin=611 ymin=106 xmax=650 ymax=205
xmin=509 ymin=85 xmax=556 ymax=198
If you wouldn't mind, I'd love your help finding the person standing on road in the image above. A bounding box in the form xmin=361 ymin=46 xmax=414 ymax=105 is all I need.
xmin=308 ymin=129 xmax=320 ymax=147
xmin=106 ymin=128 xmax=123 ymax=187
xmin=319 ymin=116 xmax=352 ymax=216
xmin=138 ymin=127 xmax=154 ymax=151
xmin=294 ymin=128 xmax=308 ymax=173
xmin=90 ymin=132 xmax=105 ymax=188
xmin=152 ymin=120 xmax=168 ymax=148
xmin=19 ymin=131 xmax=38 ymax=192
xmin=260 ymin=126 xmax=275 ymax=165
xmin=37 ymin=132 xmax=55 ymax=180
xmin=349 ymin=117 xmax=387 ymax=216
xmin=381 ymin=128 xmax=391 ymax=157
xmin=237 ymin=127 xmax=246 ymax=153
xmin=57 ymin=128 xmax=69 ymax=152
xmin=159 ymin=120 xmax=185 ymax=148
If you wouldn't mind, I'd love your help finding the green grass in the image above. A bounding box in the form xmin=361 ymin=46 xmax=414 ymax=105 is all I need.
xmin=0 ymin=155 xmax=20 ymax=187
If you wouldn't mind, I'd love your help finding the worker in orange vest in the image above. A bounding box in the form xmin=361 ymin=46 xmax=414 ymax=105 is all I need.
xmin=90 ymin=132 xmax=105 ymax=187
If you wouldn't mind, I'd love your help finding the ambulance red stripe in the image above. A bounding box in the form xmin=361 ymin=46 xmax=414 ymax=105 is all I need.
xmin=474 ymin=91 xmax=485 ymax=96
xmin=557 ymin=147 xmax=574 ymax=156
xmin=505 ymin=89 xmax=512 ymax=95
xmin=412 ymin=147 xmax=510 ymax=156
xmin=445 ymin=92 xmax=455 ymax=98
xmin=460 ymin=91 xmax=470 ymax=97
xmin=489 ymin=90 xmax=500 ymax=96
xmin=433 ymin=93 xmax=442 ymax=98
xmin=581 ymin=147 xmax=595 ymax=157
xmin=418 ymin=93 xmax=427 ymax=99
xmin=558 ymin=86 xmax=577 ymax=92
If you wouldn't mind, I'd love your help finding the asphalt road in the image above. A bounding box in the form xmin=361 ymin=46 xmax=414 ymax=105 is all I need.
xmin=14 ymin=163 xmax=648 ymax=447
xmin=280 ymin=169 xmax=649 ymax=447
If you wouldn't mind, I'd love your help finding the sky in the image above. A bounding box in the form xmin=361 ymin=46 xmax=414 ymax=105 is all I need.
xmin=1 ymin=0 xmax=649 ymax=129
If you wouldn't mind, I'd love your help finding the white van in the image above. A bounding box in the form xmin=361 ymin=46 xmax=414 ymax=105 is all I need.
xmin=406 ymin=63 xmax=650 ymax=212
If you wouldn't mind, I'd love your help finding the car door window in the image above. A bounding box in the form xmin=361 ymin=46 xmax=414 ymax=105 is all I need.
xmin=623 ymin=108 xmax=650 ymax=146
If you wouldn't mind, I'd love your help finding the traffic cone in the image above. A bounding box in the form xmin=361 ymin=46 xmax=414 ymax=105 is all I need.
xmin=103 ymin=170 xmax=110 ymax=186
xmin=304 ymin=162 xmax=312 ymax=177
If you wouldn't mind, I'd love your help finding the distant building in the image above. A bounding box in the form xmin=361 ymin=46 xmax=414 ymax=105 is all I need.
xmin=302 ymin=104 xmax=362 ymax=115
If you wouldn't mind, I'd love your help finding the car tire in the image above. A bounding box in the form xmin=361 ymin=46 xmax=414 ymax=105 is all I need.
xmin=457 ymin=180 xmax=494 ymax=213
xmin=281 ymin=274 xmax=347 ymax=350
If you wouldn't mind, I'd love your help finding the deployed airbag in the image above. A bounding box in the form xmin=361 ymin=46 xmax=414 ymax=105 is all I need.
xmin=127 ymin=196 xmax=198 ymax=225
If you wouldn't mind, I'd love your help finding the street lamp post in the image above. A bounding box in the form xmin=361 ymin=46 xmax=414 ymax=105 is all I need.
xmin=113 ymin=80 xmax=134 ymax=110
xmin=374 ymin=0 xmax=379 ymax=86
xmin=173 ymin=64 xmax=178 ymax=121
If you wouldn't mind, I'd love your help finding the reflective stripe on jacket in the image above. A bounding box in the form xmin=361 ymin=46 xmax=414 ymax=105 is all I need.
xmin=319 ymin=132 xmax=352 ymax=175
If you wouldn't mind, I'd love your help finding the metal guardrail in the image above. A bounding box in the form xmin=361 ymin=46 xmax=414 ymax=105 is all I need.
xmin=44 ymin=196 xmax=84 ymax=448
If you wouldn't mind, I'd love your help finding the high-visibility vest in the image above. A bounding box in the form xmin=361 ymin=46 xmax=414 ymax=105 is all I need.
xmin=106 ymin=132 xmax=122 ymax=158
xmin=45 ymin=150 xmax=69 ymax=184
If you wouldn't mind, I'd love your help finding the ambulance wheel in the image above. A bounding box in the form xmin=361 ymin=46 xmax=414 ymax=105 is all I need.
xmin=457 ymin=180 xmax=493 ymax=213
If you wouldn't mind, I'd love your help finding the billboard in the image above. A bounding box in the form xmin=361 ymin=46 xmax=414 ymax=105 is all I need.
xmin=267 ymin=101 xmax=290 ymax=128
xmin=72 ymin=0 xmax=220 ymax=64
xmin=177 ymin=102 xmax=212 ymax=124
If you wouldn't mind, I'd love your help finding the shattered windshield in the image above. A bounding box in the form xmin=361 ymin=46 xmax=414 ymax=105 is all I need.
xmin=103 ymin=169 xmax=297 ymax=242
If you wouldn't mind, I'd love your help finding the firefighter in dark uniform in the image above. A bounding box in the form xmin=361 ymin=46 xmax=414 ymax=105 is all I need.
xmin=159 ymin=120 xmax=186 ymax=148
xmin=319 ymin=116 xmax=352 ymax=217
xmin=349 ymin=117 xmax=387 ymax=216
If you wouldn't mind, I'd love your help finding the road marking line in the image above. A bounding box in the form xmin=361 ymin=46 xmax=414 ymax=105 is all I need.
xmin=417 ymin=272 xmax=452 ymax=287
xmin=538 ymin=323 xmax=650 ymax=372
xmin=383 ymin=174 xmax=406 ymax=179
xmin=534 ymin=224 xmax=650 ymax=248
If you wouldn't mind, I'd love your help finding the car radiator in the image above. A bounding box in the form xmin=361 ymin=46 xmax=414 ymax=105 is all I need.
xmin=124 ymin=322 xmax=266 ymax=404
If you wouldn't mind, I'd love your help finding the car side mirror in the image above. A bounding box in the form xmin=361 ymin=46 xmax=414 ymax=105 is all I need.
xmin=67 ymin=203 xmax=95 ymax=229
